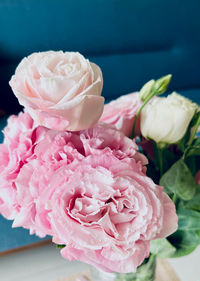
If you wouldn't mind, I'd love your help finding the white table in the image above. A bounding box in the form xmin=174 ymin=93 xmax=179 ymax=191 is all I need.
xmin=0 ymin=244 xmax=199 ymax=281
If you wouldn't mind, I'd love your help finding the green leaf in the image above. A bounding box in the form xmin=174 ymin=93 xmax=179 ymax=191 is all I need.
xmin=150 ymin=238 xmax=176 ymax=258
xmin=184 ymin=187 xmax=200 ymax=211
xmin=177 ymin=209 xmax=200 ymax=231
xmin=183 ymin=138 xmax=200 ymax=175
xmin=184 ymin=138 xmax=200 ymax=159
xmin=160 ymin=159 xmax=196 ymax=200
xmin=185 ymin=145 xmax=200 ymax=158
xmin=168 ymin=230 xmax=200 ymax=258
xmin=185 ymin=155 xmax=198 ymax=176
xmin=153 ymin=142 xmax=180 ymax=178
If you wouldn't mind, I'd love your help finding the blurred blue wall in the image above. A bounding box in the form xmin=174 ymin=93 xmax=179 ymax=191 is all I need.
xmin=0 ymin=0 xmax=200 ymax=115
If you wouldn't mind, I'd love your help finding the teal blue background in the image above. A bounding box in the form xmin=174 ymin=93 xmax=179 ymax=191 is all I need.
xmin=0 ymin=0 xmax=200 ymax=114
xmin=0 ymin=0 xmax=200 ymax=252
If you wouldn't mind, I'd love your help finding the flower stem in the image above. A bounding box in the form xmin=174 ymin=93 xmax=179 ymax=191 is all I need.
xmin=172 ymin=193 xmax=177 ymax=205
xmin=157 ymin=146 xmax=164 ymax=177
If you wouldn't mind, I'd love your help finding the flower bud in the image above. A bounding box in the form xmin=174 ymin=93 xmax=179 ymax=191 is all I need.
xmin=153 ymin=74 xmax=172 ymax=95
xmin=140 ymin=79 xmax=155 ymax=101
xmin=141 ymin=92 xmax=197 ymax=144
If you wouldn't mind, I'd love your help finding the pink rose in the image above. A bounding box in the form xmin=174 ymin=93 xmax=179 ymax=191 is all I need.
xmin=13 ymin=128 xmax=84 ymax=237
xmin=47 ymin=153 xmax=177 ymax=273
xmin=80 ymin=123 xmax=147 ymax=167
xmin=12 ymin=160 xmax=53 ymax=237
xmin=100 ymin=92 xmax=142 ymax=137
xmin=9 ymin=51 xmax=104 ymax=131
xmin=0 ymin=112 xmax=177 ymax=272
xmin=0 ymin=113 xmax=35 ymax=219
xmin=2 ymin=114 xmax=144 ymax=237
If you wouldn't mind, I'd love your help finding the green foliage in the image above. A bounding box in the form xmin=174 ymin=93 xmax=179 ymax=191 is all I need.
xmin=168 ymin=230 xmax=200 ymax=258
xmin=184 ymin=137 xmax=200 ymax=159
xmin=150 ymin=238 xmax=176 ymax=258
xmin=160 ymin=159 xmax=196 ymax=200
xmin=152 ymin=141 xmax=180 ymax=180
xmin=184 ymin=186 xmax=200 ymax=211
xmin=142 ymin=105 xmax=200 ymax=260
xmin=168 ymin=188 xmax=200 ymax=257
xmin=177 ymin=209 xmax=200 ymax=231
xmin=157 ymin=140 xmax=200 ymax=258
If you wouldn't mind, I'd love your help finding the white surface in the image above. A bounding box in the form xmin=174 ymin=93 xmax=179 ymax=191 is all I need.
xmin=168 ymin=247 xmax=200 ymax=281
xmin=0 ymin=244 xmax=88 ymax=281
xmin=0 ymin=244 xmax=199 ymax=281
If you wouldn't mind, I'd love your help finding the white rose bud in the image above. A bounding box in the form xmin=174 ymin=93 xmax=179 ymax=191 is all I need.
xmin=141 ymin=92 xmax=197 ymax=144
xmin=153 ymin=74 xmax=172 ymax=95
xmin=140 ymin=79 xmax=155 ymax=101
xmin=140 ymin=75 xmax=172 ymax=102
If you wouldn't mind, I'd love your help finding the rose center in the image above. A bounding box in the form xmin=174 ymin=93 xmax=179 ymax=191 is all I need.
xmin=67 ymin=195 xmax=105 ymax=225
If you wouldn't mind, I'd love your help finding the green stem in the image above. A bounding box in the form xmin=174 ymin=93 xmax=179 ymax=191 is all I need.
xmin=172 ymin=193 xmax=178 ymax=205
xmin=131 ymin=90 xmax=156 ymax=139
xmin=157 ymin=146 xmax=164 ymax=177
xmin=188 ymin=113 xmax=200 ymax=146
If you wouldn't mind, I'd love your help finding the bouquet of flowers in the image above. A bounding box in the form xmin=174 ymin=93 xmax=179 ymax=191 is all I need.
xmin=0 ymin=51 xmax=199 ymax=281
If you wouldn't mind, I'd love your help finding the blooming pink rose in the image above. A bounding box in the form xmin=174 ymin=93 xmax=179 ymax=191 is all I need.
xmin=0 ymin=113 xmax=35 ymax=219
xmin=13 ymin=128 xmax=84 ymax=237
xmin=80 ymin=123 xmax=147 ymax=167
xmin=100 ymin=92 xmax=142 ymax=137
xmin=46 ymin=153 xmax=177 ymax=273
xmin=9 ymin=51 xmax=104 ymax=131
xmin=3 ymin=115 xmax=144 ymax=237
xmin=0 ymin=112 xmax=177 ymax=271
xmin=195 ymin=171 xmax=200 ymax=184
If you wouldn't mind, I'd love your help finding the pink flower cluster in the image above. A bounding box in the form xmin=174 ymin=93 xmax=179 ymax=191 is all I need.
xmin=0 ymin=112 xmax=177 ymax=273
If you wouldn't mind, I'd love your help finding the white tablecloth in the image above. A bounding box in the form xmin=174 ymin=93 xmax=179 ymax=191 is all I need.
xmin=0 ymin=244 xmax=199 ymax=281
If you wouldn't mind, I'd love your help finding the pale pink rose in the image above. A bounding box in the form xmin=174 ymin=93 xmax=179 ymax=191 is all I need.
xmin=80 ymin=123 xmax=147 ymax=167
xmin=100 ymin=92 xmax=142 ymax=137
xmin=13 ymin=128 xmax=84 ymax=237
xmin=0 ymin=113 xmax=35 ymax=219
xmin=46 ymin=153 xmax=177 ymax=273
xmin=0 ymin=112 xmax=177 ymax=270
xmin=195 ymin=171 xmax=200 ymax=184
xmin=9 ymin=51 xmax=104 ymax=131
xmin=6 ymin=118 xmax=144 ymax=237
xmin=13 ymin=160 xmax=65 ymax=237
